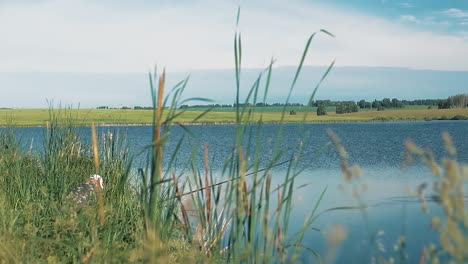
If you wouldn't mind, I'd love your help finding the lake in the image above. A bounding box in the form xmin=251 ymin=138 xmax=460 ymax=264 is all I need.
xmin=7 ymin=120 xmax=468 ymax=263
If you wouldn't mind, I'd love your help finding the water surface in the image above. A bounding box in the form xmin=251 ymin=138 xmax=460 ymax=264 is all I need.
xmin=6 ymin=120 xmax=468 ymax=263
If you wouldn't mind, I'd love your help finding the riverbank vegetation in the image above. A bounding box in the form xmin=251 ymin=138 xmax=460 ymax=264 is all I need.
xmin=0 ymin=22 xmax=338 ymax=262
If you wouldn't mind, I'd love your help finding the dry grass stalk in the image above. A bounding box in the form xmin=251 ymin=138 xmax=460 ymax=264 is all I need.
xmin=91 ymin=122 xmax=99 ymax=171
xmin=324 ymin=224 xmax=347 ymax=264
xmin=81 ymin=243 xmax=99 ymax=263
xmin=91 ymin=122 xmax=105 ymax=225
xmin=243 ymin=181 xmax=249 ymax=216
xmin=406 ymin=133 xmax=467 ymax=263
xmin=154 ymin=68 xmax=166 ymax=181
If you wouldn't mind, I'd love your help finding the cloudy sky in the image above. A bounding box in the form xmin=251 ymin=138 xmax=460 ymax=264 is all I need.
xmin=0 ymin=0 xmax=467 ymax=107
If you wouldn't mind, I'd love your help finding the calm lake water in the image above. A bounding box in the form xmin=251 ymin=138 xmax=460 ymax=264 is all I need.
xmin=7 ymin=120 xmax=468 ymax=263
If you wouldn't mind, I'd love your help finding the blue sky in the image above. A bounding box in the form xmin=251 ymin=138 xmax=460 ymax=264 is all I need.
xmin=0 ymin=0 xmax=467 ymax=107
xmin=332 ymin=0 xmax=468 ymax=32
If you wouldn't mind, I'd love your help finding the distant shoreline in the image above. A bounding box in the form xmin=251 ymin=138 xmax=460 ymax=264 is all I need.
xmin=1 ymin=117 xmax=466 ymax=129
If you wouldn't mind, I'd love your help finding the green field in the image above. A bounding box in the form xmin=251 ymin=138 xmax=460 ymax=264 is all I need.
xmin=1 ymin=107 xmax=467 ymax=126
xmin=183 ymin=104 xmax=433 ymax=112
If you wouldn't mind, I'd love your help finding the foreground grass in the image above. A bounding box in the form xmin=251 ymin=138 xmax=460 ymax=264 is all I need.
xmin=0 ymin=23 xmax=340 ymax=262
xmin=0 ymin=73 xmax=330 ymax=262
xmin=0 ymin=122 xmax=202 ymax=263
xmin=1 ymin=108 xmax=467 ymax=126
xmin=0 ymin=21 xmax=337 ymax=263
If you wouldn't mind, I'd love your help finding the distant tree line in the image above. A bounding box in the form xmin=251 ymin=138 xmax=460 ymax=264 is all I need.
xmin=311 ymin=98 xmax=450 ymax=108
xmin=178 ymin=102 xmax=307 ymax=109
xmin=95 ymin=94 xmax=467 ymax=111
xmin=313 ymin=98 xmax=404 ymax=109
xmin=179 ymin=104 xmax=233 ymax=109
xmin=134 ymin=106 xmax=154 ymax=110
xmin=97 ymin=105 xmax=152 ymax=110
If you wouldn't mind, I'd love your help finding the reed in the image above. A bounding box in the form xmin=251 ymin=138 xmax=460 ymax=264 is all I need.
xmin=0 ymin=9 xmax=339 ymax=263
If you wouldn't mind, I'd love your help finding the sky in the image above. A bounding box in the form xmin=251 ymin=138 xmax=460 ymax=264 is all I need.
xmin=0 ymin=0 xmax=467 ymax=107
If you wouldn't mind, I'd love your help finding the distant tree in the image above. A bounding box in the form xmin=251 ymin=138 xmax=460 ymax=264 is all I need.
xmin=438 ymin=100 xmax=451 ymax=109
xmin=447 ymin=94 xmax=468 ymax=108
xmin=317 ymin=105 xmax=327 ymax=116
xmin=382 ymin=98 xmax=392 ymax=108
xmin=351 ymin=103 xmax=359 ymax=112
xmin=377 ymin=105 xmax=384 ymax=111
xmin=372 ymin=100 xmax=382 ymax=109
xmin=358 ymin=99 xmax=366 ymax=109
xmin=391 ymin=98 xmax=403 ymax=108
xmin=97 ymin=106 xmax=109 ymax=109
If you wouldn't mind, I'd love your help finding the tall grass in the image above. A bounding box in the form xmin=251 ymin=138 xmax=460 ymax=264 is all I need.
xmin=0 ymin=110 xmax=143 ymax=262
xmin=0 ymin=10 xmax=340 ymax=263
xmin=135 ymin=21 xmax=336 ymax=262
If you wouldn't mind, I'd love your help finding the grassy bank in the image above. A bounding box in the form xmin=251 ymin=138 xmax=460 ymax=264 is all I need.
xmin=1 ymin=107 xmax=467 ymax=126
xmin=0 ymin=70 xmax=331 ymax=262
xmin=0 ymin=23 xmax=341 ymax=262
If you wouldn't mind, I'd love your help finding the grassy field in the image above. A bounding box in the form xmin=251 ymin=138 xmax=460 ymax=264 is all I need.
xmin=184 ymin=104 xmax=435 ymax=112
xmin=1 ymin=107 xmax=467 ymax=126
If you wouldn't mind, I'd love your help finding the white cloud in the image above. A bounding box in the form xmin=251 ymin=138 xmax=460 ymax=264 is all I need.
xmin=441 ymin=8 xmax=468 ymax=18
xmin=398 ymin=3 xmax=413 ymax=8
xmin=399 ymin=15 xmax=420 ymax=24
xmin=0 ymin=0 xmax=468 ymax=73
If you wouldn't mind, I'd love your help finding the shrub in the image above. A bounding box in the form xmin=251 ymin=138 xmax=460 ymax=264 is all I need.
xmin=317 ymin=105 xmax=327 ymax=115
xmin=335 ymin=102 xmax=358 ymax=114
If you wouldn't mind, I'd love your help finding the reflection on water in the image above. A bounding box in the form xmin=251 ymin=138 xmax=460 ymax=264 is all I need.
xmin=4 ymin=120 xmax=468 ymax=263
xmin=284 ymin=167 xmax=447 ymax=263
